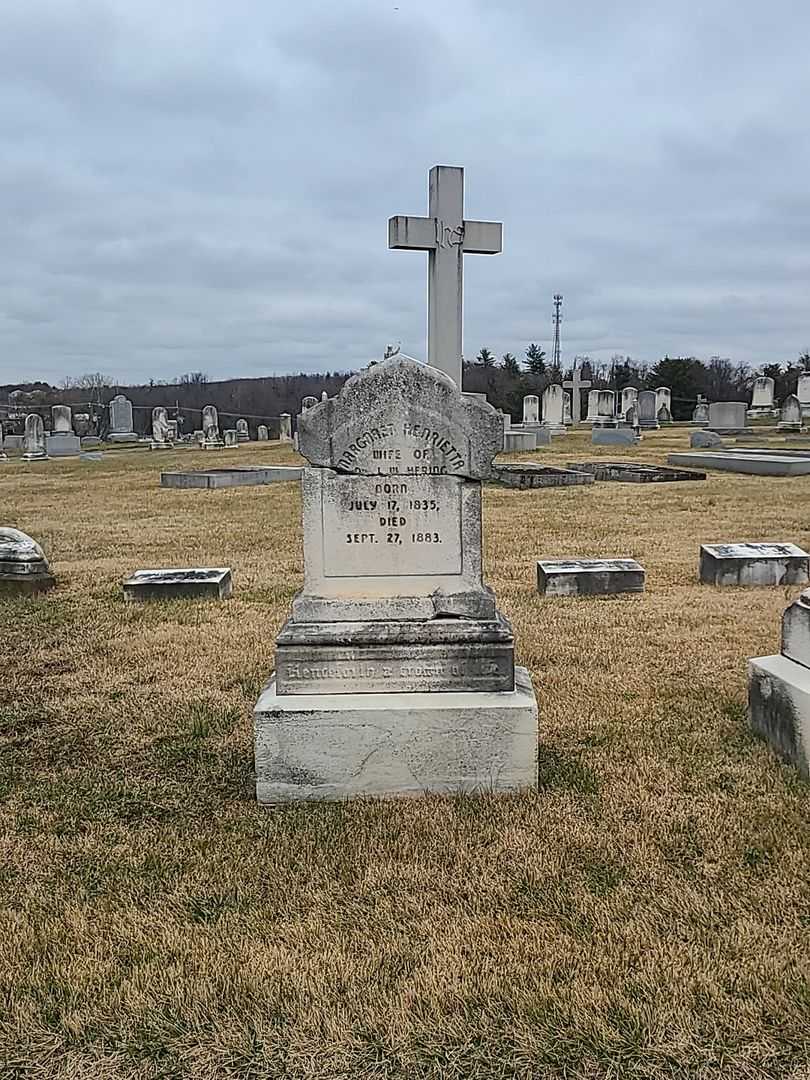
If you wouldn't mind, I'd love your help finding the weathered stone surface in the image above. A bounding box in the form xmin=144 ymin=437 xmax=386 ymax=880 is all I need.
xmin=749 ymin=376 xmax=775 ymax=414
xmin=591 ymin=428 xmax=638 ymax=446
xmin=700 ymin=543 xmax=809 ymax=586
xmin=541 ymin=384 xmax=565 ymax=435
xmin=275 ymin=615 xmax=515 ymax=694
xmin=292 ymin=467 xmax=493 ymax=621
xmin=748 ymin=654 xmax=810 ymax=777
xmin=257 ymin=425 xmax=269 ymax=441
xmin=254 ymin=666 xmax=538 ymax=802
xmin=160 ymin=466 xmax=303 ymax=489
xmin=690 ymin=431 xmax=723 ymax=448
xmin=503 ymin=430 xmax=537 ymax=452
xmin=655 ymin=387 xmax=671 ymax=419
xmin=537 ymin=558 xmax=645 ymax=597
xmin=108 ymin=394 xmax=138 ymax=442
xmin=52 ymin=405 xmax=73 ymax=433
xmin=592 ymin=390 xmax=616 ymax=427
xmin=621 ymin=387 xmax=638 ymax=416
xmin=522 ymin=395 xmax=539 ymax=423
xmin=568 ymin=461 xmax=706 ymax=483
xmin=151 ymin=407 xmax=173 ymax=449
xmin=491 ymin=463 xmax=593 ymax=488
xmin=781 ymin=591 xmax=810 ymax=669
xmin=637 ymin=391 xmax=659 ymax=430
xmin=22 ymin=414 xmax=47 ymax=461
xmin=0 ymin=527 xmax=55 ymax=594
xmin=223 ymin=429 xmax=239 ymax=447
xmin=298 ymin=356 xmax=503 ymax=479
xmin=279 ymin=414 xmax=292 ymax=441
xmin=693 ymin=401 xmax=709 ymax=424
xmin=798 ymin=374 xmax=810 ymax=418
xmin=202 ymin=405 xmax=224 ymax=449
xmin=123 ymin=567 xmax=232 ymax=601
xmin=668 ymin=450 xmax=810 ymax=476
xmin=45 ymin=432 xmax=81 ymax=456
xmin=778 ymin=394 xmax=803 ymax=432
xmin=708 ymin=401 xmax=748 ymax=433
xmin=236 ymin=418 xmax=250 ymax=441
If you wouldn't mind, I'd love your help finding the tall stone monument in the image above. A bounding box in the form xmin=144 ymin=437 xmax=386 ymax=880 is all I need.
xmin=46 ymin=405 xmax=81 ymax=456
xmin=202 ymin=405 xmax=224 ymax=450
xmin=749 ymin=377 xmax=776 ymax=417
xmin=563 ymin=361 xmax=591 ymax=425
xmin=22 ymin=414 xmax=47 ymax=461
xmin=541 ymin=384 xmax=566 ymax=435
xmin=253 ymin=356 xmax=538 ymax=802
xmin=108 ymin=395 xmax=138 ymax=443
xmin=585 ymin=389 xmax=599 ymax=423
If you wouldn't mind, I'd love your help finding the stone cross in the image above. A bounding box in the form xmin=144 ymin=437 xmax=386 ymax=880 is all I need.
xmin=389 ymin=165 xmax=502 ymax=388
xmin=563 ymin=362 xmax=592 ymax=424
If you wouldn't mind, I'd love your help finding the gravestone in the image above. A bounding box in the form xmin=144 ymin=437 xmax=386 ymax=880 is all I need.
xmin=592 ymin=428 xmax=638 ymax=446
xmin=563 ymin=362 xmax=591 ymax=424
xmin=0 ymin=423 xmax=6 ymax=461
xmin=522 ymin=395 xmax=540 ymax=424
xmin=749 ymin=377 xmax=776 ymax=417
xmin=151 ymin=407 xmax=173 ymax=450
xmin=253 ymin=355 xmax=538 ymax=802
xmin=541 ymin=384 xmax=566 ymax=435
xmin=655 ymin=387 xmax=672 ymax=422
xmin=236 ymin=418 xmax=250 ymax=442
xmin=569 ymin=461 xmax=705 ymax=483
xmin=279 ymin=414 xmax=292 ymax=442
xmin=193 ymin=429 xmax=205 ymax=446
xmin=624 ymin=404 xmax=638 ymax=428
xmin=585 ymin=389 xmax=599 ymax=423
xmin=161 ymin=465 xmax=303 ymax=489
xmin=778 ymin=394 xmax=803 ymax=432
xmin=669 ymin=450 xmax=810 ymax=476
xmin=166 ymin=419 xmax=179 ymax=442
xmin=749 ymin=590 xmax=810 ymax=777
xmin=108 ymin=395 xmax=138 ymax=442
xmin=798 ymin=373 xmax=810 ymax=419
xmin=22 ymin=414 xmax=47 ymax=461
xmin=301 ymin=396 xmax=318 ymax=414
xmin=503 ymin=430 xmax=537 ymax=452
xmin=257 ymin=425 xmax=269 ymax=441
xmin=621 ymin=387 xmax=638 ymax=417
xmin=492 ymin=464 xmax=593 ymax=488
xmin=690 ymin=430 xmax=723 ymax=448
xmin=202 ymin=405 xmax=224 ymax=449
xmin=637 ymin=391 xmax=659 ymax=430
xmin=537 ymin=558 xmax=645 ymax=597
xmin=223 ymin=429 xmax=239 ymax=448
xmin=46 ymin=405 xmax=81 ymax=456
xmin=707 ymin=401 xmax=748 ymax=434
xmin=0 ymin=528 xmax=55 ymax=594
xmin=593 ymin=390 xmax=617 ymax=428
xmin=692 ymin=400 xmax=709 ymax=425
xmin=563 ymin=392 xmax=572 ymax=426
xmin=123 ymin=567 xmax=233 ymax=601
xmin=700 ymin=543 xmax=809 ymax=586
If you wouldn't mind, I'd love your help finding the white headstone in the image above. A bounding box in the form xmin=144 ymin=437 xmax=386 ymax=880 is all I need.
xmin=52 ymin=405 xmax=73 ymax=434
xmin=223 ymin=429 xmax=239 ymax=447
xmin=562 ymin=363 xmax=592 ymax=425
xmin=563 ymin=392 xmax=572 ymax=426
xmin=778 ymin=394 xmax=803 ymax=432
xmin=22 ymin=414 xmax=47 ymax=461
xmin=751 ymin=377 xmax=775 ymax=411
xmin=708 ymin=401 xmax=747 ymax=433
xmin=301 ymin=396 xmax=318 ymax=414
xmin=202 ymin=405 xmax=223 ymax=449
xmin=109 ymin=394 xmax=138 ymax=442
xmin=585 ymin=389 xmax=599 ymax=423
xmin=541 ymin=384 xmax=565 ymax=435
xmin=797 ymin=373 xmax=810 ymax=418
xmin=621 ymin=387 xmax=638 ymax=417
xmin=236 ymin=418 xmax=249 ymax=442
xmin=655 ymin=387 xmax=672 ymax=419
xmin=637 ymin=391 xmax=659 ymax=430
xmin=388 ymin=165 xmax=502 ymax=387
xmin=522 ymin=395 xmax=540 ymax=424
xmin=593 ymin=390 xmax=617 ymax=428
xmin=257 ymin=425 xmax=269 ymax=441
xmin=279 ymin=414 xmax=292 ymax=442
xmin=151 ymin=407 xmax=172 ymax=448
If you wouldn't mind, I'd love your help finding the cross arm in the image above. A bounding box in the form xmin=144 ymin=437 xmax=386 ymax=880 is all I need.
xmin=388 ymin=215 xmax=435 ymax=251
xmin=462 ymin=220 xmax=502 ymax=255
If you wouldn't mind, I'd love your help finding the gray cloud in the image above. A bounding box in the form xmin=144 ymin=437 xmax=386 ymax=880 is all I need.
xmin=1 ymin=0 xmax=809 ymax=385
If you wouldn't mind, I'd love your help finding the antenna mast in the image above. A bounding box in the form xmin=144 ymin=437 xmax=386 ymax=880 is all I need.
xmin=552 ymin=293 xmax=563 ymax=370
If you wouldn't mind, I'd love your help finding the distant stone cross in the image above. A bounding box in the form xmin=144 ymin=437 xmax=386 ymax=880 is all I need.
xmin=563 ymin=361 xmax=592 ymax=425
xmin=389 ymin=165 xmax=503 ymax=388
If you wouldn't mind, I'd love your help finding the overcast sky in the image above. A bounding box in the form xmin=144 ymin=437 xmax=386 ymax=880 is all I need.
xmin=2 ymin=0 xmax=809 ymax=385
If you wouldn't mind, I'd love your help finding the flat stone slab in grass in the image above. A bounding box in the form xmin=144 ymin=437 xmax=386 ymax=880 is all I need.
xmin=567 ymin=461 xmax=706 ymax=483
xmin=160 ymin=466 xmax=303 ymax=489
xmin=502 ymin=430 xmax=537 ymax=452
xmin=668 ymin=451 xmax=810 ymax=476
xmin=254 ymin=667 xmax=539 ymax=802
xmin=700 ymin=543 xmax=809 ymax=587
xmin=537 ymin=558 xmax=645 ymax=597
xmin=591 ymin=428 xmax=639 ymax=446
xmin=491 ymin=463 xmax=594 ymax=489
xmin=123 ymin=567 xmax=233 ymax=601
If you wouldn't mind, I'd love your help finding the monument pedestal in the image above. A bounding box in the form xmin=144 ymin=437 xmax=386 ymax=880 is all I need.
xmin=46 ymin=433 xmax=81 ymax=457
xmin=254 ymin=667 xmax=538 ymax=802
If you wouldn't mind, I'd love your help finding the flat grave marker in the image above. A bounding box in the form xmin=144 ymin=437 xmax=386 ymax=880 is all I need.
xmin=123 ymin=567 xmax=233 ymax=602
xmin=700 ymin=543 xmax=809 ymax=587
xmin=537 ymin=558 xmax=645 ymax=597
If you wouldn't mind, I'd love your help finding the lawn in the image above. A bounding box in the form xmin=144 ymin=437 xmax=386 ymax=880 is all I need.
xmin=1 ymin=429 xmax=808 ymax=1079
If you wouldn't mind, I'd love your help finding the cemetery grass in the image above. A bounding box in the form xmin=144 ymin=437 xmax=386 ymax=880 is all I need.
xmin=1 ymin=432 xmax=809 ymax=1080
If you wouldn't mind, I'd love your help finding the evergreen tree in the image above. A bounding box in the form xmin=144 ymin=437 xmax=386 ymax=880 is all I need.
xmin=524 ymin=343 xmax=546 ymax=375
xmin=476 ymin=347 xmax=495 ymax=368
xmin=500 ymin=352 xmax=520 ymax=376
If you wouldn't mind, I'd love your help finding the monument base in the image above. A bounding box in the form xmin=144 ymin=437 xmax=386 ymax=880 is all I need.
xmin=0 ymin=572 xmax=56 ymax=596
xmin=107 ymin=432 xmax=138 ymax=443
xmin=254 ymin=667 xmax=539 ymax=803
xmin=45 ymin=434 xmax=81 ymax=457
xmin=748 ymin=654 xmax=810 ymax=777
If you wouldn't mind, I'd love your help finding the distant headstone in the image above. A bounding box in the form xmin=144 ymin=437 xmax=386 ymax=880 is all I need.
xmin=0 ymin=423 xmax=6 ymax=461
xmin=257 ymin=425 xmax=269 ymax=441
xmin=692 ymin=401 xmax=709 ymax=425
xmin=690 ymin=430 xmax=723 ymax=448
xmin=254 ymin=355 xmax=538 ymax=802
xmin=223 ymin=429 xmax=239 ymax=447
xmin=655 ymin=387 xmax=672 ymax=421
xmin=0 ymin=527 xmax=55 ymax=594
xmin=798 ymin=373 xmax=810 ymax=419
xmin=522 ymin=395 xmax=539 ymax=424
xmin=202 ymin=405 xmax=224 ymax=449
xmin=301 ymin=396 xmax=318 ymax=414
xmin=562 ymin=362 xmax=591 ymax=424
xmin=707 ymin=401 xmax=748 ymax=434
xmin=569 ymin=461 xmax=705 ymax=483
xmin=108 ymin=395 xmax=138 ymax=442
xmin=123 ymin=567 xmax=233 ymax=602
xmin=493 ymin=464 xmax=593 ymax=488
xmin=624 ymin=403 xmax=638 ymax=428
xmin=161 ymin=465 xmax=303 ymax=489
xmin=236 ymin=418 xmax=250 ymax=442
xmin=657 ymin=405 xmax=672 ymax=424
xmin=166 ymin=420 xmax=179 ymax=441
xmin=279 ymin=414 xmax=292 ymax=442
xmin=778 ymin=394 xmax=803 ymax=432
xmin=563 ymin=392 xmax=572 ymax=426
xmin=749 ymin=590 xmax=810 ymax=777
xmin=637 ymin=391 xmax=659 ymax=430
xmin=621 ymin=387 xmax=638 ymax=417
xmin=52 ymin=405 xmax=72 ymax=433
xmin=193 ymin=429 xmax=205 ymax=446
xmin=151 ymin=407 xmax=173 ymax=450
xmin=585 ymin=389 xmax=599 ymax=423
xmin=749 ymin=377 xmax=776 ymax=416
xmin=700 ymin=543 xmax=810 ymax=587
xmin=504 ymin=430 xmax=538 ymax=452
xmin=592 ymin=428 xmax=638 ymax=446
xmin=537 ymin=558 xmax=645 ymax=597
xmin=22 ymin=414 xmax=47 ymax=461
xmin=541 ymin=384 xmax=565 ymax=435
xmin=593 ymin=390 xmax=617 ymax=428
xmin=44 ymin=404 xmax=81 ymax=456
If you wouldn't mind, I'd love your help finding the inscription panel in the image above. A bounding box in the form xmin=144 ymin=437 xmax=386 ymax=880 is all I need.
xmin=321 ymin=473 xmax=462 ymax=578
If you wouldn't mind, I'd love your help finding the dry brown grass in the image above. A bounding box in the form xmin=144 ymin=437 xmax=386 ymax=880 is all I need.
xmin=1 ymin=432 xmax=809 ymax=1080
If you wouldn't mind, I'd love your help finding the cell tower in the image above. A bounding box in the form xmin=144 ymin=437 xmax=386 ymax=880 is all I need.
xmin=552 ymin=293 xmax=563 ymax=370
